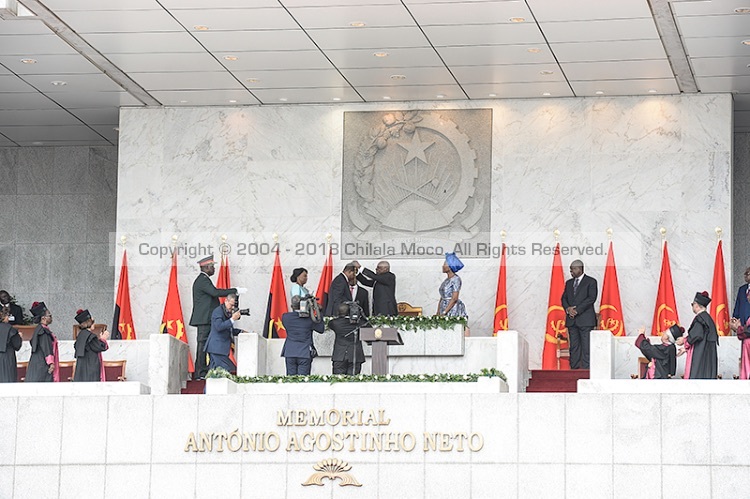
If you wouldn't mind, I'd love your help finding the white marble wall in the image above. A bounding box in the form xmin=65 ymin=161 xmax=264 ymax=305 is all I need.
xmin=3 ymin=392 xmax=750 ymax=498
xmin=117 ymin=94 xmax=733 ymax=369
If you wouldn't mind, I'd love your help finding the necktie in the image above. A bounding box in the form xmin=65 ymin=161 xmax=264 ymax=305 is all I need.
xmin=746 ymin=286 xmax=749 ymax=303
xmin=573 ymin=278 xmax=579 ymax=296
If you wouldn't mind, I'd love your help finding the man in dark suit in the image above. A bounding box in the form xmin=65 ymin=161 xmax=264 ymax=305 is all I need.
xmin=0 ymin=290 xmax=26 ymax=325
xmin=733 ymin=266 xmax=750 ymax=326
xmin=205 ymin=293 xmax=243 ymax=374
xmin=325 ymin=262 xmax=359 ymax=317
xmin=357 ymin=261 xmax=397 ymax=316
xmin=561 ymin=259 xmax=598 ymax=369
xmin=328 ymin=303 xmax=367 ymax=375
xmin=281 ymin=295 xmax=326 ymax=375
xmin=189 ymin=255 xmax=239 ymax=379
xmin=348 ymin=274 xmax=370 ymax=317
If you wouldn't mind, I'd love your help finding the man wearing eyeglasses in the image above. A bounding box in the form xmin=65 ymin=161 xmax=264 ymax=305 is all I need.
xmin=732 ymin=267 xmax=750 ymax=327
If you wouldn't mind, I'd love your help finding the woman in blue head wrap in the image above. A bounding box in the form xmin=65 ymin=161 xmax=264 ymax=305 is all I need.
xmin=437 ymin=253 xmax=467 ymax=317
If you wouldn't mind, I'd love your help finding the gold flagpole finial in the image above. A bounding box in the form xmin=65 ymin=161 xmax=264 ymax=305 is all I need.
xmin=272 ymin=233 xmax=279 ymax=244
xmin=553 ymin=229 xmax=560 ymax=242
xmin=171 ymin=234 xmax=178 ymax=248
xmin=606 ymin=228 xmax=613 ymax=240
xmin=500 ymin=230 xmax=507 ymax=242
xmin=221 ymin=234 xmax=228 ymax=243
xmin=326 ymin=232 xmax=332 ymax=244
xmin=715 ymin=227 xmax=722 ymax=240
xmin=659 ymin=227 xmax=667 ymax=240
xmin=120 ymin=235 xmax=127 ymax=247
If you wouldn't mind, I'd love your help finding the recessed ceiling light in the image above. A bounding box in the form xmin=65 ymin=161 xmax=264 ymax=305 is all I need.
xmin=373 ymin=51 xmax=389 ymax=58
xmin=509 ymin=17 xmax=525 ymax=22
xmin=51 ymin=80 xmax=66 ymax=86
xmin=246 ymin=78 xmax=260 ymax=83
xmin=648 ymin=89 xmax=657 ymax=93
xmin=113 ymin=127 xmax=120 ymax=132
xmin=32 ymin=141 xmax=43 ymax=145
xmin=382 ymin=96 xmax=391 ymax=100
xmin=542 ymin=92 xmax=551 ymax=96
xmin=595 ymin=90 xmax=604 ymax=95
xmin=390 ymin=74 xmax=407 ymax=80
xmin=436 ymin=94 xmax=446 ymax=98
xmin=193 ymin=25 xmax=209 ymax=31
xmin=229 ymin=99 xmax=237 ymax=103
xmin=279 ymin=97 xmax=288 ymax=102
xmin=539 ymin=70 xmax=554 ymax=75
xmin=743 ymin=40 xmax=750 ymax=45
xmin=527 ymin=48 xmax=541 ymax=53
xmin=349 ymin=21 xmax=366 ymax=27
xmin=488 ymin=93 xmax=497 ymax=97
xmin=734 ymin=7 xmax=750 ymax=13
xmin=20 ymin=58 xmax=37 ymax=64
xmin=223 ymin=55 xmax=238 ymax=61
xmin=332 ymin=97 xmax=341 ymax=101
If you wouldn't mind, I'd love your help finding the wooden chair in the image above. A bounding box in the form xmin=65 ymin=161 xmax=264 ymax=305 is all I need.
xmin=638 ymin=357 xmax=650 ymax=379
xmin=73 ymin=323 xmax=108 ymax=340
xmin=16 ymin=325 xmax=36 ymax=341
xmin=397 ymin=302 xmax=422 ymax=317
xmin=58 ymin=360 xmax=76 ymax=382
xmin=556 ymin=341 xmax=570 ymax=370
xmin=102 ymin=360 xmax=127 ymax=381
xmin=16 ymin=361 xmax=28 ymax=382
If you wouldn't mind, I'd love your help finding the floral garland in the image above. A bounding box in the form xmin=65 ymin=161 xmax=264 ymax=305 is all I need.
xmin=207 ymin=367 xmax=506 ymax=384
xmin=367 ymin=314 xmax=467 ymax=331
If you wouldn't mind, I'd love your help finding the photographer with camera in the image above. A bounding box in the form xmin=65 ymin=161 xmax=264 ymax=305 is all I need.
xmin=204 ymin=293 xmax=246 ymax=374
xmin=281 ymin=295 xmax=326 ymax=375
xmin=328 ymin=302 xmax=367 ymax=375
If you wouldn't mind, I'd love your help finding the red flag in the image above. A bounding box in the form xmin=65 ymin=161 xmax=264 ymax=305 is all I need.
xmin=710 ymin=240 xmax=730 ymax=336
xmin=160 ymin=253 xmax=194 ymax=372
xmin=315 ymin=246 xmax=333 ymax=314
xmin=598 ymin=242 xmax=626 ymax=336
xmin=217 ymin=254 xmax=231 ymax=305
xmin=542 ymin=243 xmax=569 ymax=370
xmin=493 ymin=243 xmax=508 ymax=335
xmin=651 ymin=241 xmax=679 ymax=336
xmin=264 ymin=248 xmax=288 ymax=339
xmin=112 ymin=250 xmax=136 ymax=340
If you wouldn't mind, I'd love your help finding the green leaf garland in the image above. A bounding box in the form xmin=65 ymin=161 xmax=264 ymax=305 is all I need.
xmin=206 ymin=367 xmax=505 ymax=384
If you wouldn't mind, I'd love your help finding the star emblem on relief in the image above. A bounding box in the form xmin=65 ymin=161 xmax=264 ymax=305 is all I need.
xmin=398 ymin=129 xmax=434 ymax=166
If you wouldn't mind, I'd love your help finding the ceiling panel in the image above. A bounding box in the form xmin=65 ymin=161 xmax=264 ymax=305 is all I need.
xmin=437 ymin=44 xmax=556 ymax=66
xmin=160 ymin=0 xmax=281 ymax=8
xmin=283 ymin=0 xmax=400 ymax=5
xmin=570 ymin=78 xmax=679 ymax=96
xmin=306 ymin=26 xmax=429 ymax=49
xmin=193 ymin=30 xmax=316 ymax=52
xmin=0 ymin=135 xmax=16 ymax=146
xmin=450 ymin=63 xmax=566 ymax=84
xmin=0 ymin=75 xmax=38 ymax=92
xmin=0 ymin=109 xmax=81 ymax=126
xmin=695 ymin=75 xmax=750 ymax=93
xmin=69 ymin=108 xmax=121 ymax=125
xmin=128 ymin=71 xmax=243 ymax=91
xmin=356 ymin=84 xmax=466 ymax=101
xmin=23 ymin=73 xmax=124 ymax=93
xmin=551 ymin=39 xmax=669 ymax=62
xmin=0 ymin=34 xmax=80 ymax=55
xmin=540 ymin=18 xmax=660 ymax=43
xmin=0 ymin=92 xmax=60 ymax=110
xmin=463 ymin=81 xmax=574 ymax=99
xmin=149 ymin=89 xmax=261 ymax=106
xmin=217 ymin=50 xmax=333 ymax=71
xmin=682 ymin=36 xmax=750 ymax=58
xmin=526 ymin=0 xmax=652 ymax=22
xmin=250 ymin=86 xmax=364 ymax=104
xmin=673 ymin=0 xmax=749 ymax=16
xmin=325 ymin=47 xmax=443 ymax=69
xmin=690 ymin=56 xmax=750 ymax=77
xmin=340 ymin=66 xmax=457 ymax=86
xmin=39 ymin=0 xmax=163 ymax=11
xmin=562 ymin=59 xmax=674 ymax=81
xmin=82 ymin=32 xmax=206 ymax=53
xmin=105 ymin=52 xmax=226 ymax=73
xmin=171 ymin=8 xmax=298 ymax=31
xmin=49 ymin=91 xmax=144 ymax=108
xmin=0 ymin=54 xmax=101 ymax=75
xmin=288 ymin=5 xmax=414 ymax=29
xmin=676 ymin=15 xmax=750 ymax=38
xmin=408 ymin=1 xmax=534 ymax=25
xmin=0 ymin=19 xmax=53 ymax=35
xmin=0 ymin=125 xmax=105 ymax=142
xmin=53 ymin=9 xmax=184 ymax=34
xmin=423 ymin=23 xmax=545 ymax=47
xmin=90 ymin=125 xmax=120 ymax=143
xmin=234 ymin=69 xmax=351 ymax=89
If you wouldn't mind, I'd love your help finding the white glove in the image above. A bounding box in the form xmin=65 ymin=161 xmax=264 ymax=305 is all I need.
xmin=236 ymin=287 xmax=248 ymax=295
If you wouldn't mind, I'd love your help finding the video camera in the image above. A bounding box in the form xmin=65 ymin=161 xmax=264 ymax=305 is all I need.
xmin=233 ymin=296 xmax=250 ymax=316
xmin=298 ymin=295 xmax=322 ymax=323
xmin=344 ymin=301 xmax=364 ymax=325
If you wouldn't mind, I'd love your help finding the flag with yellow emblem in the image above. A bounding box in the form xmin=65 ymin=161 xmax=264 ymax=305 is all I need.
xmin=264 ymin=247 xmax=288 ymax=339
xmin=112 ymin=249 xmax=136 ymax=340
xmin=493 ymin=243 xmax=508 ymax=335
xmin=651 ymin=241 xmax=679 ymax=336
xmin=710 ymin=239 xmax=730 ymax=336
xmin=599 ymin=241 xmax=626 ymax=336
xmin=542 ymin=243 xmax=569 ymax=370
xmin=161 ymin=252 xmax=194 ymax=373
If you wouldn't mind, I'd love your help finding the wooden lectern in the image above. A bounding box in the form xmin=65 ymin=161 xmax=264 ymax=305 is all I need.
xmin=360 ymin=327 xmax=403 ymax=376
